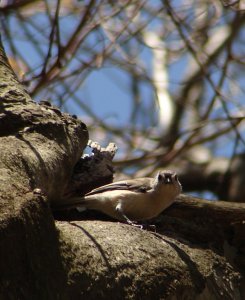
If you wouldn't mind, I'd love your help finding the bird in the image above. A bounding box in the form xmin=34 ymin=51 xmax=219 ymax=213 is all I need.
xmin=59 ymin=170 xmax=182 ymax=225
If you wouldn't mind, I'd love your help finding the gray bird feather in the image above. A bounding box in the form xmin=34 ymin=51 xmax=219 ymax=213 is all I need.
xmin=86 ymin=178 xmax=153 ymax=196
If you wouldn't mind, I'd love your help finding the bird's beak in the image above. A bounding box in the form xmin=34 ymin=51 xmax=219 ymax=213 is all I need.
xmin=164 ymin=174 xmax=173 ymax=184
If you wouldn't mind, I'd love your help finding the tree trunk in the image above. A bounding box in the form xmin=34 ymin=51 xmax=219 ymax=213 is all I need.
xmin=0 ymin=37 xmax=244 ymax=299
xmin=0 ymin=37 xmax=88 ymax=299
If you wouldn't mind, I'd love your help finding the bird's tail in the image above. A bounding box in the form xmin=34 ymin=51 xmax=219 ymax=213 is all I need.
xmin=52 ymin=196 xmax=89 ymax=211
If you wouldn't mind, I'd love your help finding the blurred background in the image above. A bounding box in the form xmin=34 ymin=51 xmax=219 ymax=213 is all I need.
xmin=1 ymin=0 xmax=244 ymax=201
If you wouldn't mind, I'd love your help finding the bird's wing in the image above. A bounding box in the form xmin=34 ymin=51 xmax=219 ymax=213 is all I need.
xmin=86 ymin=177 xmax=153 ymax=196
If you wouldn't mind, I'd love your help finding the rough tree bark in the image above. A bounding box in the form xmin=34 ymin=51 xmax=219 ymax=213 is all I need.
xmin=0 ymin=37 xmax=244 ymax=300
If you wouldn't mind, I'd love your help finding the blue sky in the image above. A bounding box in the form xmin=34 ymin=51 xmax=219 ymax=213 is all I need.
xmin=3 ymin=3 xmax=244 ymax=160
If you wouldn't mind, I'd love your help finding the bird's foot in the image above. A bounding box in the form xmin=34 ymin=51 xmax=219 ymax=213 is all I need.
xmin=125 ymin=220 xmax=156 ymax=231
xmin=124 ymin=220 xmax=142 ymax=229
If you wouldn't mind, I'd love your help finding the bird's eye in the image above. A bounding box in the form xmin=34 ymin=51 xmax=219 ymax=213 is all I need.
xmin=158 ymin=173 xmax=163 ymax=181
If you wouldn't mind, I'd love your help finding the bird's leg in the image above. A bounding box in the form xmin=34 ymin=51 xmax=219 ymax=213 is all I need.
xmin=116 ymin=204 xmax=143 ymax=229
xmin=118 ymin=207 xmax=156 ymax=232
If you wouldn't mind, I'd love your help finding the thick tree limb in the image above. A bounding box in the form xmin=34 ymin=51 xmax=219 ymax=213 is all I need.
xmin=159 ymin=195 xmax=245 ymax=273
xmin=56 ymin=219 xmax=243 ymax=299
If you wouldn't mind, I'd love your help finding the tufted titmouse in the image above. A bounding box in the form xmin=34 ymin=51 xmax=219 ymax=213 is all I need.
xmin=60 ymin=170 xmax=182 ymax=225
